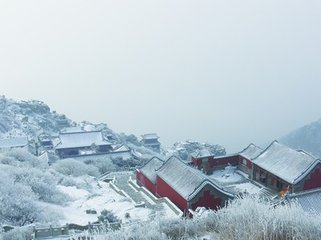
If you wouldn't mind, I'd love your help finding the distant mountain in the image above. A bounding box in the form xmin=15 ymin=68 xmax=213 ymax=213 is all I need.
xmin=279 ymin=119 xmax=321 ymax=157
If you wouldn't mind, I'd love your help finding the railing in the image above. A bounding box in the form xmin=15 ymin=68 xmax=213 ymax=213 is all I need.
xmin=32 ymin=225 xmax=69 ymax=239
xmin=31 ymin=222 xmax=122 ymax=239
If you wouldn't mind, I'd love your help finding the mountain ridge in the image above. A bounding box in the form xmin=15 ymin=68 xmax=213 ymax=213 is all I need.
xmin=279 ymin=118 xmax=321 ymax=158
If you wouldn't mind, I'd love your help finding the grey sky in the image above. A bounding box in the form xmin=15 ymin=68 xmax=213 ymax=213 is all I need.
xmin=1 ymin=0 xmax=321 ymax=152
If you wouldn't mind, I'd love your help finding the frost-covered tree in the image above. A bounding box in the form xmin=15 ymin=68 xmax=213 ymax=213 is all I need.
xmin=0 ymin=226 xmax=33 ymax=240
xmin=84 ymin=157 xmax=118 ymax=174
xmin=84 ymin=196 xmax=321 ymax=240
xmin=97 ymin=210 xmax=120 ymax=224
xmin=0 ymin=177 xmax=44 ymax=226
xmin=0 ymin=148 xmax=48 ymax=169
xmin=52 ymin=158 xmax=99 ymax=177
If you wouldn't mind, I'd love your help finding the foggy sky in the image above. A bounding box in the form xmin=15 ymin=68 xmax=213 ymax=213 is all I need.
xmin=1 ymin=0 xmax=321 ymax=152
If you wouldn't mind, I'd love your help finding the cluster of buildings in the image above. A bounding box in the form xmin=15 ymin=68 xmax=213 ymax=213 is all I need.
xmin=0 ymin=128 xmax=163 ymax=164
xmin=0 ymin=127 xmax=155 ymax=162
xmin=136 ymin=141 xmax=321 ymax=214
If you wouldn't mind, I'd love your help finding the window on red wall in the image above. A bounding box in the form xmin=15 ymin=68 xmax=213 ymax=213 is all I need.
xmin=242 ymin=158 xmax=246 ymax=165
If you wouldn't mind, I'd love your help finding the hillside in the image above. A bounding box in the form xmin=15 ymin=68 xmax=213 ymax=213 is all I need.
xmin=0 ymin=96 xmax=73 ymax=138
xmin=0 ymin=96 xmax=226 ymax=161
xmin=0 ymin=96 xmax=125 ymax=145
xmin=279 ymin=118 xmax=321 ymax=157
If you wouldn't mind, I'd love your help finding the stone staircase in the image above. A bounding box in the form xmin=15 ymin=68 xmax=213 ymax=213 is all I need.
xmin=107 ymin=171 xmax=163 ymax=211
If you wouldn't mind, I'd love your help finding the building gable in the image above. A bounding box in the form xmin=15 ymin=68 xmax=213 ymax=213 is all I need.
xmin=252 ymin=141 xmax=319 ymax=184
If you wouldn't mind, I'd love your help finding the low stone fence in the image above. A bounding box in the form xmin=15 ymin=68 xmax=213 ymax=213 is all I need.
xmin=32 ymin=225 xmax=69 ymax=239
xmin=31 ymin=222 xmax=121 ymax=239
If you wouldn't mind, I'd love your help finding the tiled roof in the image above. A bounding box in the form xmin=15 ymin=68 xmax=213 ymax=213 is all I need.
xmin=239 ymin=143 xmax=263 ymax=160
xmin=0 ymin=136 xmax=28 ymax=148
xmin=196 ymin=149 xmax=212 ymax=158
xmin=288 ymin=188 xmax=321 ymax=213
xmin=139 ymin=157 xmax=164 ymax=184
xmin=252 ymin=141 xmax=320 ymax=184
xmin=56 ymin=131 xmax=111 ymax=150
xmin=142 ymin=133 xmax=159 ymax=140
xmin=113 ymin=144 xmax=130 ymax=152
xmin=157 ymin=156 xmax=233 ymax=200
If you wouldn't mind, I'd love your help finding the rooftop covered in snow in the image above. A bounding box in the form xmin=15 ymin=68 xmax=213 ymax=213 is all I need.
xmin=288 ymin=189 xmax=321 ymax=213
xmin=56 ymin=131 xmax=111 ymax=150
xmin=194 ymin=149 xmax=212 ymax=158
xmin=139 ymin=157 xmax=165 ymax=184
xmin=157 ymin=156 xmax=233 ymax=200
xmin=252 ymin=141 xmax=320 ymax=184
xmin=141 ymin=133 xmax=159 ymax=140
xmin=239 ymin=143 xmax=263 ymax=160
xmin=0 ymin=136 xmax=28 ymax=148
xmin=60 ymin=126 xmax=85 ymax=133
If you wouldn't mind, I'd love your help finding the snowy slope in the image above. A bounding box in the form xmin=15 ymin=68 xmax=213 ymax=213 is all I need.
xmin=0 ymin=96 xmax=120 ymax=144
xmin=279 ymin=118 xmax=321 ymax=157
xmin=0 ymin=96 xmax=73 ymax=138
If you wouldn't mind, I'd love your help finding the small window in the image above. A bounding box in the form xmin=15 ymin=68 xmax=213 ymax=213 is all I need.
xmin=242 ymin=158 xmax=247 ymax=165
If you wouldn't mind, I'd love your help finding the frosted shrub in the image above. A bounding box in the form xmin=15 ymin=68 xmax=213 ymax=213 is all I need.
xmin=0 ymin=154 xmax=15 ymax=165
xmin=98 ymin=210 xmax=120 ymax=224
xmin=58 ymin=175 xmax=79 ymax=186
xmin=204 ymin=196 xmax=321 ymax=240
xmin=94 ymin=220 xmax=168 ymax=240
xmin=90 ymin=196 xmax=321 ymax=240
xmin=160 ymin=219 xmax=189 ymax=240
xmin=5 ymin=148 xmax=48 ymax=169
xmin=2 ymin=165 xmax=69 ymax=205
xmin=85 ymin=157 xmax=118 ymax=174
xmin=0 ymin=226 xmax=33 ymax=240
xmin=112 ymin=157 xmax=140 ymax=169
xmin=53 ymin=158 xmax=99 ymax=177
xmin=0 ymin=179 xmax=44 ymax=226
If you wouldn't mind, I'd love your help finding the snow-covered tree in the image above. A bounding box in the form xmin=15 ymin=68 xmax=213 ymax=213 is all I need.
xmin=52 ymin=158 xmax=99 ymax=177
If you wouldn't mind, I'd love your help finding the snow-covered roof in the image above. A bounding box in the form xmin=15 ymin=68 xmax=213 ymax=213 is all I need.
xmin=0 ymin=136 xmax=28 ymax=148
xmin=157 ymin=157 xmax=233 ymax=200
xmin=139 ymin=157 xmax=165 ymax=184
xmin=142 ymin=133 xmax=159 ymax=140
xmin=113 ymin=144 xmax=130 ymax=153
xmin=239 ymin=143 xmax=262 ymax=160
xmin=196 ymin=149 xmax=212 ymax=158
xmin=252 ymin=141 xmax=320 ymax=184
xmin=289 ymin=189 xmax=321 ymax=213
xmin=56 ymin=131 xmax=111 ymax=150
xmin=60 ymin=126 xmax=84 ymax=133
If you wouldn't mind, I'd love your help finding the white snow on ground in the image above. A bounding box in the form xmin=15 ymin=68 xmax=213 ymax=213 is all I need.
xmin=160 ymin=203 xmax=179 ymax=219
xmin=228 ymin=182 xmax=262 ymax=195
xmin=53 ymin=179 xmax=153 ymax=225
xmin=209 ymin=166 xmax=262 ymax=195
xmin=209 ymin=166 xmax=243 ymax=184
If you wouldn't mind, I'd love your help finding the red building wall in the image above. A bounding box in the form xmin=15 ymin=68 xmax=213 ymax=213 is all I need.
xmin=136 ymin=171 xmax=157 ymax=195
xmin=190 ymin=189 xmax=222 ymax=210
xmin=156 ymin=176 xmax=188 ymax=211
xmin=192 ymin=157 xmax=201 ymax=168
xmin=246 ymin=159 xmax=252 ymax=170
xmin=303 ymin=167 xmax=321 ymax=191
xmin=208 ymin=155 xmax=240 ymax=168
